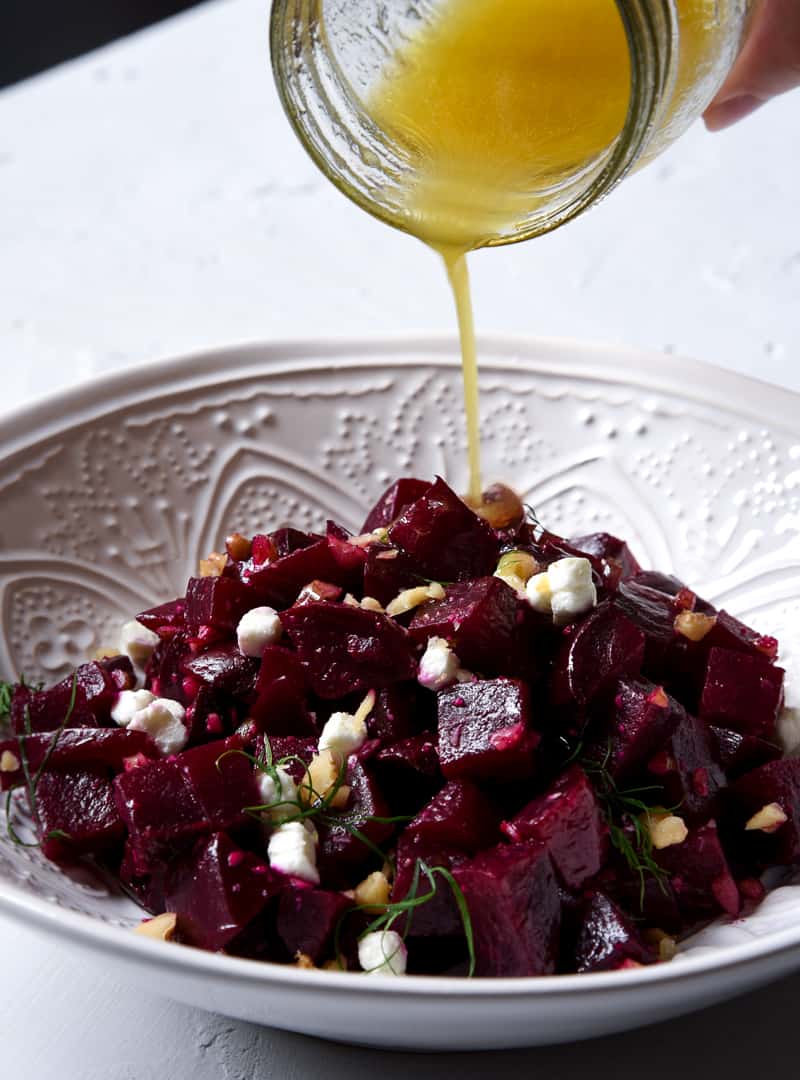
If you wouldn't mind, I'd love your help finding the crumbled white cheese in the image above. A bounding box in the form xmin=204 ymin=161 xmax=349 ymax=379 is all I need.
xmin=358 ymin=930 xmax=408 ymax=976
xmin=525 ymin=557 xmax=597 ymax=625
xmin=318 ymin=711 xmax=368 ymax=758
xmin=417 ymin=636 xmax=462 ymax=691
xmin=236 ymin=606 xmax=283 ymax=657
xmin=777 ymin=705 xmax=800 ymax=754
xmin=267 ymin=820 xmax=320 ymax=884
xmin=111 ymin=688 xmax=156 ymax=727
xmin=119 ymin=620 xmax=160 ymax=669
xmin=126 ymin=696 xmax=188 ymax=756
xmin=256 ymin=766 xmax=299 ymax=823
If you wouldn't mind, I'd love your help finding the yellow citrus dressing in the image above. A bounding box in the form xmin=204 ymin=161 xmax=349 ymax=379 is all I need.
xmin=368 ymin=0 xmax=726 ymax=500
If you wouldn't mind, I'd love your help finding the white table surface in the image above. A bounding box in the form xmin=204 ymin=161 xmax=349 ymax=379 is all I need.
xmin=1 ymin=0 xmax=799 ymax=1073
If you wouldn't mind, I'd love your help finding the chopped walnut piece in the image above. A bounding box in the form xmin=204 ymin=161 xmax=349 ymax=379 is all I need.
xmin=495 ymin=550 xmax=540 ymax=586
xmin=360 ymin=596 xmax=384 ymax=613
xmin=0 ymin=750 xmax=20 ymax=773
xmin=294 ymin=952 xmax=316 ymax=969
xmin=644 ymin=812 xmax=689 ymax=850
xmin=297 ymin=580 xmax=343 ymax=604
xmin=649 ymin=686 xmax=669 ymax=708
xmin=225 ymin=532 xmax=252 ymax=562
xmin=674 ymin=610 xmax=717 ymax=642
xmin=299 ymin=749 xmax=342 ymax=808
xmin=354 ymin=871 xmax=391 ymax=913
xmin=92 ymin=645 xmax=120 ymax=661
xmin=348 ymin=528 xmax=390 ymax=548
xmin=133 ymin=912 xmax=178 ymax=941
xmin=745 ymin=802 xmax=788 ymax=833
xmin=386 ymin=583 xmax=445 ymax=617
xmin=465 ymin=483 xmax=524 ymax=529
xmin=644 ymin=928 xmax=678 ymax=962
xmin=199 ymin=551 xmax=227 ymax=578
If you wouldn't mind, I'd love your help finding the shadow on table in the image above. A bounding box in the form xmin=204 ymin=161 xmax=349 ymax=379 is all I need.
xmin=246 ymin=969 xmax=797 ymax=1077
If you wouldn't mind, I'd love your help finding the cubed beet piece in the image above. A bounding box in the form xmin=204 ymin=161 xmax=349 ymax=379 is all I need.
xmin=119 ymin=838 xmax=166 ymax=913
xmin=250 ymin=646 xmax=316 ymax=737
xmin=145 ymin=631 xmax=193 ymax=702
xmin=178 ymin=735 xmax=260 ymax=831
xmin=281 ymin=601 xmax=417 ymax=699
xmin=501 ymin=765 xmax=608 ymax=890
xmin=409 ymin=577 xmax=519 ymax=676
xmin=362 ymin=478 xmax=431 ymax=533
xmin=655 ymin=819 xmax=740 ymax=919
xmin=573 ymin=892 xmax=656 ymax=973
xmin=114 ymin=757 xmax=208 ymax=866
xmin=0 ymin=728 xmax=157 ymax=792
xmin=570 ymin=533 xmax=642 ymax=581
xmin=37 ymin=769 xmax=124 ymax=862
xmin=135 ymin=599 xmax=186 ymax=639
xmin=647 ymin=710 xmax=726 ymax=824
xmin=406 ymin=779 xmax=500 ymax=853
xmin=12 ymin=662 xmax=118 ymax=733
xmin=453 ymin=841 xmax=561 ymax=976
xmin=550 ymin=602 xmax=645 ymax=708
xmin=699 ymin=647 xmax=784 ymax=740
xmin=437 ymin=679 xmax=539 ymax=782
xmin=592 ymin=678 xmax=681 ymax=782
xmin=317 ymin=758 xmax=393 ymax=880
xmin=727 ymin=759 xmax=800 ymax=866
xmin=362 ymin=543 xmax=426 ymax=607
xmin=184 ymin=576 xmax=253 ymax=635
xmin=276 ymin=887 xmax=352 ymax=964
xmin=392 ymin=834 xmax=470 ymax=938
xmin=373 ymin=733 xmax=442 ymax=816
xmin=367 ymin=684 xmax=427 ymax=743
xmin=164 ymin=832 xmax=281 ymax=951
xmin=387 ymin=477 xmax=499 ymax=583
xmin=184 ymin=646 xmax=259 ymax=699
xmin=243 ymin=539 xmax=339 ymax=609
xmin=710 ymin=726 xmax=781 ymax=779
xmin=326 ymin=523 xmax=367 ymax=592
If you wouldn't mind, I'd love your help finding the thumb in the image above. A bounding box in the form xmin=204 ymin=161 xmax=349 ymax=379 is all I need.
xmin=704 ymin=0 xmax=800 ymax=131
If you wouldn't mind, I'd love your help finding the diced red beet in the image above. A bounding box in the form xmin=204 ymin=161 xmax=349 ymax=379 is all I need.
xmin=281 ymin=601 xmax=417 ymax=699
xmin=119 ymin=838 xmax=166 ymax=913
xmin=114 ymin=758 xmax=208 ymax=871
xmin=570 ymin=533 xmax=642 ymax=581
xmin=727 ymin=759 xmax=800 ymax=865
xmin=592 ymin=678 xmax=681 ymax=782
xmin=242 ymin=539 xmax=339 ymax=609
xmin=12 ymin=662 xmax=119 ymax=734
xmin=597 ymin=857 xmax=683 ymax=933
xmin=0 ymin=728 xmax=157 ymax=792
xmin=362 ymin=543 xmax=426 ymax=607
xmin=276 ymin=887 xmax=352 ymax=964
xmin=98 ymin=655 xmax=137 ymax=692
xmin=164 ymin=833 xmax=281 ymax=951
xmin=317 ymin=759 xmax=393 ymax=880
xmin=373 ymin=733 xmax=442 ymax=815
xmin=501 ymin=765 xmax=608 ymax=890
xmin=184 ymin=576 xmax=253 ymax=635
xmin=325 ymin=523 xmax=367 ymax=591
xmin=145 ymin=631 xmax=193 ymax=703
xmin=362 ymin=478 xmax=432 ymax=533
xmin=710 ymin=725 xmax=781 ymax=779
xmin=178 ymin=735 xmax=260 ymax=831
xmin=453 ymin=841 xmax=561 ymax=976
xmin=437 ymin=678 xmax=539 ymax=782
xmin=409 ymin=577 xmax=519 ymax=676
xmin=573 ymin=892 xmax=656 ymax=973
xmin=37 ymin=768 xmax=124 ymax=862
xmin=250 ymin=646 xmax=316 ymax=737
xmin=184 ymin=645 xmax=259 ymax=698
xmin=550 ymin=602 xmax=645 ymax=708
xmin=406 ymin=779 xmax=500 ymax=853
xmin=647 ymin=710 xmax=726 ymax=824
xmin=387 ymin=477 xmax=499 ymax=583
xmin=135 ymin=599 xmax=186 ymax=639
xmin=391 ymin=835 xmax=470 ymax=937
xmin=699 ymin=647 xmax=784 ymax=740
xmin=655 ymin=819 xmax=740 ymax=919
xmin=366 ymin=684 xmax=427 ymax=743
xmin=246 ymin=734 xmax=317 ymax=784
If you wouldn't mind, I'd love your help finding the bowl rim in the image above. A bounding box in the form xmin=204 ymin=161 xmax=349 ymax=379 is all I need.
xmin=1 ymin=332 xmax=799 ymax=998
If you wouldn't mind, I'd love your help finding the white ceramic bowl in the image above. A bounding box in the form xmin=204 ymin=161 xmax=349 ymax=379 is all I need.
xmin=1 ymin=336 xmax=799 ymax=1050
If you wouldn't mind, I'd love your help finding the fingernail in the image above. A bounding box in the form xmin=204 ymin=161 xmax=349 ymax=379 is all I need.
xmin=703 ymin=94 xmax=763 ymax=132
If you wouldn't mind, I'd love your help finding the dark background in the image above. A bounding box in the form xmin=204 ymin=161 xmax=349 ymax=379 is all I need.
xmin=1 ymin=1 xmax=208 ymax=89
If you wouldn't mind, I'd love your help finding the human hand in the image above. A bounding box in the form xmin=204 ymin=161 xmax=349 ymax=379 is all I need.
xmin=704 ymin=0 xmax=800 ymax=130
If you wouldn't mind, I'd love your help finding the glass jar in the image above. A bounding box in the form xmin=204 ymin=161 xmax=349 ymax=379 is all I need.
xmin=270 ymin=0 xmax=752 ymax=248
